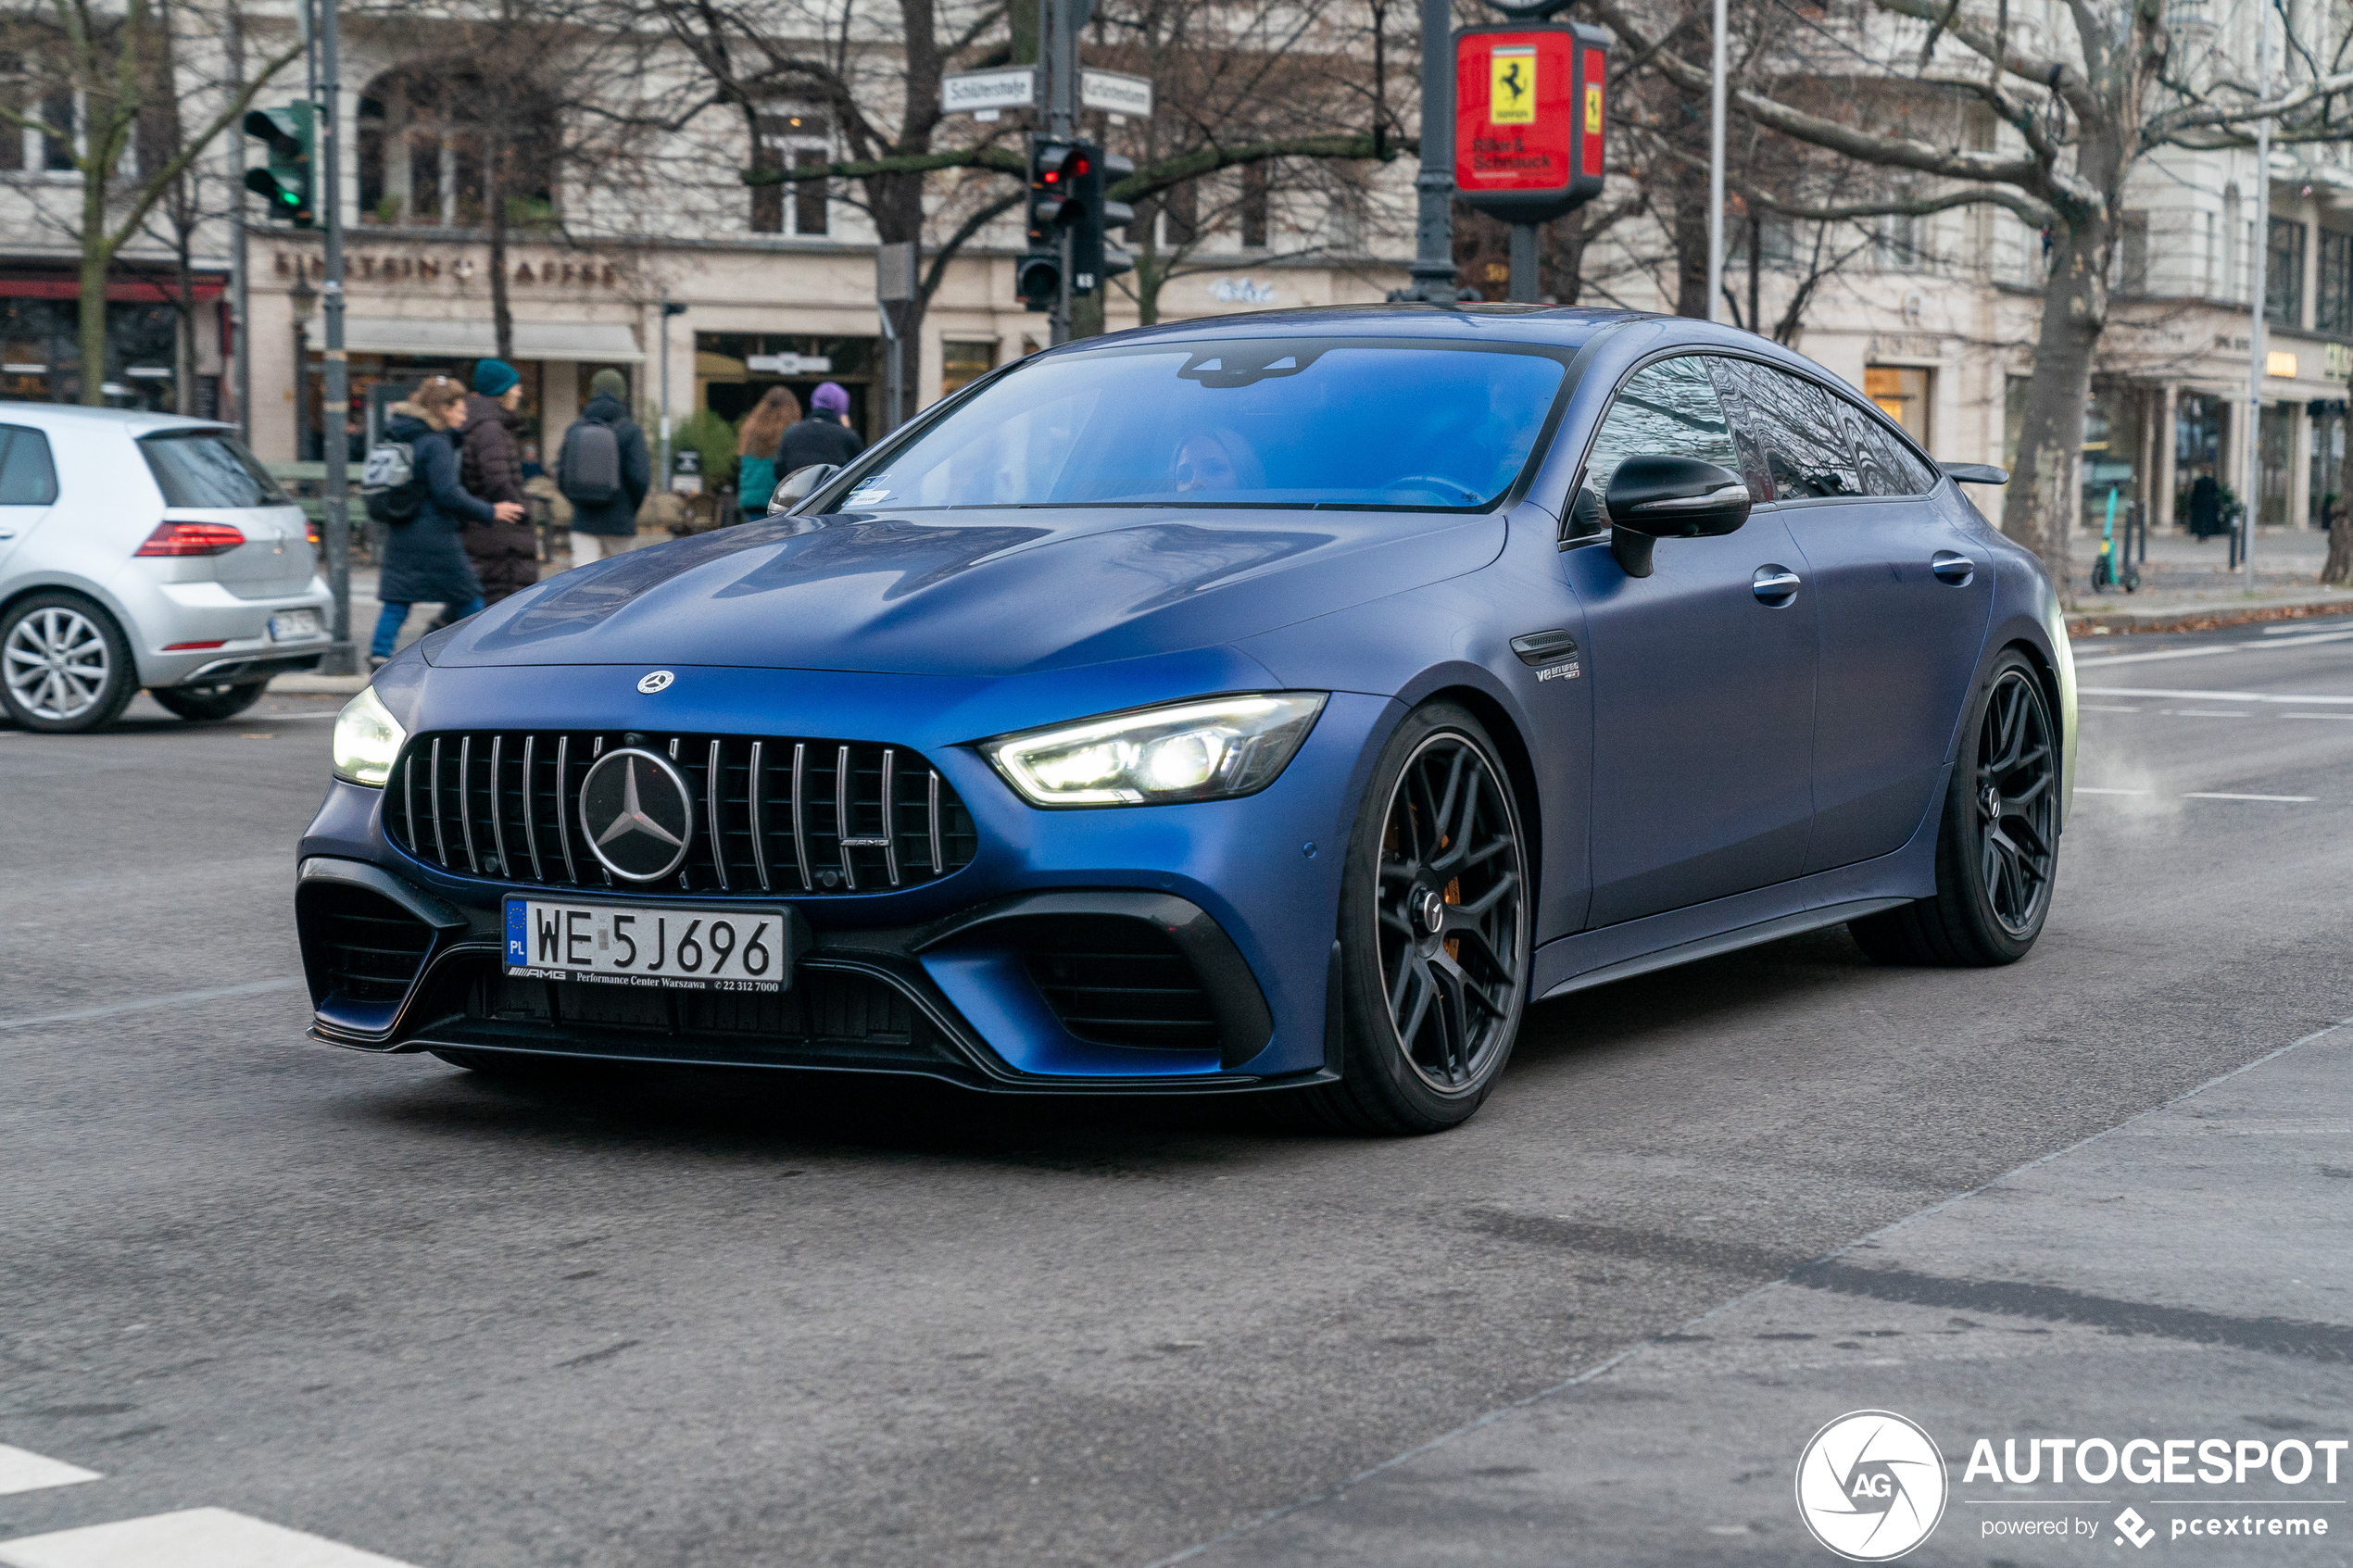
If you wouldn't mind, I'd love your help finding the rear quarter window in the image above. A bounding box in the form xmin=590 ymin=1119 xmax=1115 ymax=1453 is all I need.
xmin=139 ymin=428 xmax=289 ymax=508
xmin=0 ymin=424 xmax=58 ymax=505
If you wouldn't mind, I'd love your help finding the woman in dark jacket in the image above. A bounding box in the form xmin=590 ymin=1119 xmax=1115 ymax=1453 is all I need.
xmin=457 ymin=358 xmax=540 ymax=603
xmin=370 ymin=377 xmax=522 ymax=668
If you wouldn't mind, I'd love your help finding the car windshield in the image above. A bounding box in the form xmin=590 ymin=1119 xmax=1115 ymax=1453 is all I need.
xmin=837 ymin=340 xmax=1569 ymax=511
xmin=139 ymin=428 xmax=290 ymax=508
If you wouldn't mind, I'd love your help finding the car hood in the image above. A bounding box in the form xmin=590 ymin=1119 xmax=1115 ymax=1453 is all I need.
xmin=432 ymin=505 xmax=1505 ymax=677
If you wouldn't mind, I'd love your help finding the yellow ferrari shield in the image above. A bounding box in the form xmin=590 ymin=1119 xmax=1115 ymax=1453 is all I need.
xmin=1490 ymin=45 xmax=1536 ymax=124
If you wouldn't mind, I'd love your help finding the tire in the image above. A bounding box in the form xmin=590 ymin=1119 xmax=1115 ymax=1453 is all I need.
xmin=0 ymin=592 xmax=139 ymax=734
xmin=151 ymin=680 xmax=269 ymax=722
xmin=1292 ymin=701 xmax=1532 ymax=1135
xmin=1850 ymin=648 xmax=2060 ymax=966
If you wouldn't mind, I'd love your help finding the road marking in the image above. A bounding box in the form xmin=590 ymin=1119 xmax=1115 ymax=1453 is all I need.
xmin=2074 ymin=627 xmax=2353 ymax=668
xmin=2081 ymin=685 xmax=2353 ymax=705
xmin=2081 ymin=703 xmax=2143 ymax=712
xmin=0 ymin=977 xmax=304 ymax=1034
xmin=2161 ymin=709 xmax=2250 ymax=717
xmin=2284 ymin=712 xmax=2353 ymax=720
xmin=0 ymin=1508 xmax=419 ymax=1568
xmin=0 ymin=1447 xmax=98 ymax=1499
xmin=2076 ymin=787 xmax=2151 ymax=796
xmin=2261 ymin=619 xmax=2353 ymax=633
xmin=2183 ymin=792 xmax=2315 ymax=802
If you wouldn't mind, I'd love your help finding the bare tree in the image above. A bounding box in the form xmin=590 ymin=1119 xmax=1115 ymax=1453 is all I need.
xmin=1590 ymin=0 xmax=2353 ymax=586
xmin=0 ymin=0 xmax=297 ymax=404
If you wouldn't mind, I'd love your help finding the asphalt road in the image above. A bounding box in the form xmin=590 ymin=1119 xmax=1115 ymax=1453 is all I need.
xmin=2 ymin=619 xmax=2350 ymax=1567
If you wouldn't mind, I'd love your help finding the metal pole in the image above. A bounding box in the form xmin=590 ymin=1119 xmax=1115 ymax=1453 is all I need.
xmin=1508 ymin=222 xmax=1538 ymax=303
xmin=228 ymin=3 xmax=250 ymax=443
xmin=2245 ymin=11 xmax=2271 ymax=585
xmin=876 ymin=305 xmax=901 ymax=434
xmin=1046 ymin=0 xmax=1075 ymax=345
xmin=1391 ymin=0 xmax=1459 ymax=303
xmin=658 ymin=286 xmax=673 ymax=487
xmin=318 ymin=0 xmax=352 ymax=674
xmin=1705 ymin=0 xmax=1726 ymax=322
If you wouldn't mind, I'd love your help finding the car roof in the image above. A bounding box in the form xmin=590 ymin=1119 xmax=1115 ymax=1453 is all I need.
xmin=0 ymin=402 xmax=231 ymax=437
xmin=1075 ymin=303 xmax=1655 ymax=355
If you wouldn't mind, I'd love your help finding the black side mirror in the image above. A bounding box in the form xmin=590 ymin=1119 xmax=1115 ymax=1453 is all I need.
xmin=768 ymin=464 xmax=838 ymax=515
xmin=1604 ymin=456 xmax=1751 ymax=578
xmin=1941 ymin=462 xmax=2008 ymax=485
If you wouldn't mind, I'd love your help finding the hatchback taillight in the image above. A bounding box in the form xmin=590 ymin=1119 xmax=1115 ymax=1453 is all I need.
xmin=135 ymin=521 xmax=246 ymax=557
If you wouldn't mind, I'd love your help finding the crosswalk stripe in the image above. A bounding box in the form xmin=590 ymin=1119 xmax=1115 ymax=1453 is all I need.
xmin=0 ymin=1447 xmax=98 ymax=1499
xmin=0 ymin=1508 xmax=421 ymax=1568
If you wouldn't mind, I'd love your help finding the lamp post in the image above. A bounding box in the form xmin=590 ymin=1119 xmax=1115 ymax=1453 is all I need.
xmin=1705 ymin=0 xmax=1726 ymax=323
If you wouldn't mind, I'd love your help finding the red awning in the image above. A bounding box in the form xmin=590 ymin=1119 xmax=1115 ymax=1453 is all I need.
xmin=0 ymin=275 xmax=229 ymax=304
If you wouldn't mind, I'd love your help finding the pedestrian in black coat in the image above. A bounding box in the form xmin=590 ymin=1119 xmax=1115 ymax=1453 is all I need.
xmin=369 ymin=378 xmax=523 ymax=665
xmin=774 ymin=380 xmax=865 ymax=476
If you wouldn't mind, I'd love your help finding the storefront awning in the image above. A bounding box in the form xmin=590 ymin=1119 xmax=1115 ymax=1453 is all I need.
xmin=306 ymin=317 xmax=643 ymax=362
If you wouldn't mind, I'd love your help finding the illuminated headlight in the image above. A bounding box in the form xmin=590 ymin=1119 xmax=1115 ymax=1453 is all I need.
xmin=332 ymin=685 xmax=407 ymax=787
xmin=983 ymin=693 xmax=1327 ymax=807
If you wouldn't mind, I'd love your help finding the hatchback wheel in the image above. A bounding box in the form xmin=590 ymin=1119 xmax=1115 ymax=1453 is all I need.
xmin=152 ymin=680 xmax=269 ymax=722
xmin=1850 ymin=648 xmax=2059 ymax=965
xmin=1296 ymin=701 xmax=1530 ymax=1135
xmin=0 ymin=593 xmax=137 ymax=734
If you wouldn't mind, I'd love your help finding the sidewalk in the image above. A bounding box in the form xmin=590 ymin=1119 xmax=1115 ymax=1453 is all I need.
xmin=2069 ymin=526 xmax=2353 ymax=633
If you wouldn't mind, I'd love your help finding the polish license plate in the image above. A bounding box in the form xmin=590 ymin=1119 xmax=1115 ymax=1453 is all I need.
xmin=503 ymin=897 xmax=791 ymax=994
xmin=270 ymin=608 xmax=323 ymax=641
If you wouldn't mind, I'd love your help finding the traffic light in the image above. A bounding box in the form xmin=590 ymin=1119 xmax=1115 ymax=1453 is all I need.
xmin=1015 ymin=250 xmax=1062 ymax=311
xmin=243 ymin=103 xmax=314 ymax=227
xmin=1018 ymin=138 xmax=1081 ymax=311
xmin=1071 ymin=144 xmax=1135 ymax=295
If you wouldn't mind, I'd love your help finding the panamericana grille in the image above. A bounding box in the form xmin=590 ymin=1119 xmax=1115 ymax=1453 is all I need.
xmin=384 ymin=730 xmax=978 ymax=896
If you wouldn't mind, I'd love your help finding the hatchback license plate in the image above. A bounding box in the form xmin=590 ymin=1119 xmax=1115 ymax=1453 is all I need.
xmin=271 ymin=608 xmax=323 ymax=641
xmin=503 ymin=897 xmax=790 ymax=994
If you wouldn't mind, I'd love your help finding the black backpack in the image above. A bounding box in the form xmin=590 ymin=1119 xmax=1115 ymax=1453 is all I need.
xmin=360 ymin=438 xmax=426 ymax=526
xmin=559 ymin=418 xmax=623 ymax=507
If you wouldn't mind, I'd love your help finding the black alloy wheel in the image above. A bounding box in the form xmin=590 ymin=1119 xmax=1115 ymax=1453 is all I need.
xmin=1296 ymin=700 xmax=1530 ymax=1135
xmin=152 ymin=680 xmax=270 ymax=722
xmin=1850 ymin=648 xmax=2060 ymax=966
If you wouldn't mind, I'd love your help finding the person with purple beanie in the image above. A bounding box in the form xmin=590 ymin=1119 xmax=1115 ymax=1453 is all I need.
xmin=775 ymin=381 xmax=865 ymax=474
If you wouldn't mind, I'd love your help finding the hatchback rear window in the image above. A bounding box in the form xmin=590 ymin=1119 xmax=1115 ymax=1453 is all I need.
xmin=139 ymin=428 xmax=289 ymax=508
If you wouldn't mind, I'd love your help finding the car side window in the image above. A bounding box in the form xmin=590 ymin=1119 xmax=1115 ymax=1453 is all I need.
xmin=1567 ymin=357 xmax=1741 ymax=538
xmin=0 ymin=425 xmax=58 ymax=506
xmin=1846 ymin=405 xmax=1940 ymax=496
xmin=1709 ymin=359 xmax=1860 ymax=501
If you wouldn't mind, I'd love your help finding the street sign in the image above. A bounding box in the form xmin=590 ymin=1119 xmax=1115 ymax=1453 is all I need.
xmin=942 ymin=68 xmax=1037 ymax=114
xmin=1452 ymin=22 xmax=1606 ymax=224
xmin=1080 ymin=69 xmax=1153 ymax=118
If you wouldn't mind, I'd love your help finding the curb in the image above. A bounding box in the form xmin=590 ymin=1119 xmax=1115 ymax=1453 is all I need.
xmin=2066 ymin=592 xmax=2353 ymax=636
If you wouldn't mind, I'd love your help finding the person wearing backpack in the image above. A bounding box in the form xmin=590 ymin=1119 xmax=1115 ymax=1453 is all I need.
xmin=557 ymin=367 xmax=650 ymax=565
xmin=368 ymin=377 xmax=523 ymax=668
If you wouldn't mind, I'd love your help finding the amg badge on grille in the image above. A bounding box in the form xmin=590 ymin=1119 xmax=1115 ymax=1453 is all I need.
xmin=579 ymin=748 xmax=695 ymax=881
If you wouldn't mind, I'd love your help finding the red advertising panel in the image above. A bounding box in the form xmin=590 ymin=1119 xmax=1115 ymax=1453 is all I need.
xmin=1453 ymin=21 xmax=1607 ymax=224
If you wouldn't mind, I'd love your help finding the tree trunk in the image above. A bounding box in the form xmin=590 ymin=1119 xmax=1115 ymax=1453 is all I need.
xmin=488 ymin=141 xmax=513 ymax=361
xmin=79 ymin=177 xmax=111 ymax=406
xmin=2002 ymin=216 xmax=2108 ymax=597
xmin=175 ymin=227 xmax=196 ymax=415
xmin=1670 ymin=170 xmax=1710 ymax=320
xmin=2327 ymin=399 xmax=2353 ymax=584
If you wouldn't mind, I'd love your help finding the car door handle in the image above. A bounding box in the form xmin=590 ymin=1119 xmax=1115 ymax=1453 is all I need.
xmin=1752 ymin=565 xmax=1801 ymax=605
xmin=1931 ymin=550 xmax=1975 ymax=584
xmin=0 ymin=528 xmax=14 ymax=539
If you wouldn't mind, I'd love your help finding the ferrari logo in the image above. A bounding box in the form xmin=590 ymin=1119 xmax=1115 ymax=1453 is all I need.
xmin=1491 ymin=45 xmax=1535 ymax=124
xmin=1585 ymin=82 xmax=1603 ymax=133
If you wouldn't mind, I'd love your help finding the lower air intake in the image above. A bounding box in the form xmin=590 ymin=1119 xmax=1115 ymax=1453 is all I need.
xmin=1017 ymin=915 xmax=1221 ymax=1052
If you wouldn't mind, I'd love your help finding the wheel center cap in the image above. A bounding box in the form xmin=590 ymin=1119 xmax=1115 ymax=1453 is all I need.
xmin=1416 ymin=887 xmax=1446 ymax=935
xmin=1981 ymin=782 xmax=2003 ymax=818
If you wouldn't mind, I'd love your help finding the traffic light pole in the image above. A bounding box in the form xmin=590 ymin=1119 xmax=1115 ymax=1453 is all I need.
xmin=1393 ymin=0 xmax=1464 ymax=304
xmin=1043 ymin=0 xmax=1078 ymax=345
xmin=317 ymin=0 xmax=353 ymax=676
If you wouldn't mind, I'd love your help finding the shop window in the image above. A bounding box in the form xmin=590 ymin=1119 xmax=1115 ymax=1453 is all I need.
xmin=2080 ymin=383 xmax=2142 ymax=527
xmin=2267 ymin=216 xmax=2305 ymax=327
xmin=941 ymin=340 xmax=996 ymax=399
xmin=2309 ymin=401 xmax=2345 ymax=531
xmin=2259 ymin=400 xmax=2293 ymax=525
xmin=2319 ymin=231 xmax=2353 ymax=334
xmin=1863 ymin=366 xmax=1931 ymax=447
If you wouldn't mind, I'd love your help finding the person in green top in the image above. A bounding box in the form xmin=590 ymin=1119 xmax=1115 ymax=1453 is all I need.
xmin=734 ymin=385 xmax=800 ymax=518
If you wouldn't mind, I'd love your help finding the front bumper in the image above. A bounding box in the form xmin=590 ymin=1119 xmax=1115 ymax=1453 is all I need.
xmin=293 ymin=666 xmax=1397 ymax=1091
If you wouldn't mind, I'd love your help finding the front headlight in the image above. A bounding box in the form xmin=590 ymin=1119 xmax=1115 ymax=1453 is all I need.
xmin=983 ymin=693 xmax=1327 ymax=808
xmin=332 ymin=685 xmax=407 ymax=787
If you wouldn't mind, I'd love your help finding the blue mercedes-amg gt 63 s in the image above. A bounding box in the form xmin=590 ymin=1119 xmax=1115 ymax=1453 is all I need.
xmin=298 ymin=305 xmax=2073 ymax=1133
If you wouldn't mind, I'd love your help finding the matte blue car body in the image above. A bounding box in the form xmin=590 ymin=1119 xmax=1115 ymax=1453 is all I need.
xmin=296 ymin=304 xmax=2072 ymax=1092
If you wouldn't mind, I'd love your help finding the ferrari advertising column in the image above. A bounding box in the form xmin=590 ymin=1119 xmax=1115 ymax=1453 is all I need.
xmin=1453 ymin=22 xmax=1608 ymax=301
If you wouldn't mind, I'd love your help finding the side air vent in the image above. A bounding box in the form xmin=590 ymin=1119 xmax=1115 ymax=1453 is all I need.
xmin=1017 ymin=916 xmax=1220 ymax=1052
xmin=307 ymin=884 xmax=436 ymax=1004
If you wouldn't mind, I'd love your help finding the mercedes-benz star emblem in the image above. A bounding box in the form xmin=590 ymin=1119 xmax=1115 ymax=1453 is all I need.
xmin=578 ymin=747 xmax=694 ymax=882
xmin=637 ymin=670 xmax=675 ymax=695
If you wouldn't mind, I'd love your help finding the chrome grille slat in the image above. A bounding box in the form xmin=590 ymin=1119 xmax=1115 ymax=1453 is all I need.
xmin=791 ymin=742 xmax=811 ymax=892
xmin=880 ymin=748 xmax=900 ymax=887
xmin=748 ymin=740 xmax=771 ymax=892
xmin=386 ymin=729 xmax=973 ymax=896
xmin=520 ymin=735 xmax=544 ymax=883
xmin=488 ymin=735 xmax=511 ymax=878
xmin=554 ymin=735 xmax=578 ymax=884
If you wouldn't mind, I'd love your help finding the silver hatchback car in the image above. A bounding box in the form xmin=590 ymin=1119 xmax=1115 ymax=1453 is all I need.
xmin=0 ymin=406 xmax=333 ymax=733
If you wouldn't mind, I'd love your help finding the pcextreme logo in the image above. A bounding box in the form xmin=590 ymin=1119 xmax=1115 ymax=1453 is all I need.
xmin=1796 ymin=1411 xmax=1950 ymax=1561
